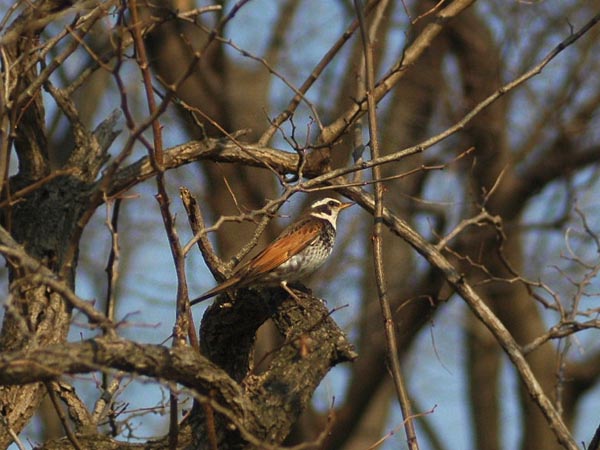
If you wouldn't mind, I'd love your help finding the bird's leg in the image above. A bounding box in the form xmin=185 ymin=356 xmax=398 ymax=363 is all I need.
xmin=280 ymin=280 xmax=302 ymax=302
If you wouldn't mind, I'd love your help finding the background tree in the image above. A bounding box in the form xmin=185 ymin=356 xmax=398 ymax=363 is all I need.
xmin=1 ymin=1 xmax=600 ymax=449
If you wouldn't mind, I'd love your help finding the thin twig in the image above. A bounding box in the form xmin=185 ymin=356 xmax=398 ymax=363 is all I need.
xmin=129 ymin=1 xmax=163 ymax=167
xmin=411 ymin=0 xmax=447 ymax=24
xmin=366 ymin=405 xmax=437 ymax=450
xmin=104 ymin=197 xmax=121 ymax=328
xmin=322 ymin=0 xmax=476 ymax=143
xmin=104 ymin=1 xmax=600 ymax=214
xmin=102 ymin=196 xmax=121 ymax=433
xmin=128 ymin=2 xmax=187 ymax=447
xmin=180 ymin=187 xmax=227 ymax=281
xmin=210 ymin=33 xmax=323 ymax=131
xmin=522 ymin=319 xmax=600 ymax=355
xmin=182 ymin=194 xmax=293 ymax=258
xmin=304 ymin=147 xmax=475 ymax=192
xmin=435 ymin=210 xmax=498 ymax=251
xmin=259 ymin=0 xmax=383 ymax=145
xmin=201 ymin=399 xmax=219 ymax=450
xmin=354 ymin=1 xmax=419 ymax=449
xmin=337 ymin=184 xmax=579 ymax=450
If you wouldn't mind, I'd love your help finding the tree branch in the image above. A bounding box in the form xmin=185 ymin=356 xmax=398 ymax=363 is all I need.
xmin=339 ymin=185 xmax=579 ymax=450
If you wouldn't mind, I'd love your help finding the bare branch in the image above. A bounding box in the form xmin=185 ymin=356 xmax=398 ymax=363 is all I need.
xmin=354 ymin=0 xmax=419 ymax=448
xmin=339 ymin=185 xmax=579 ymax=450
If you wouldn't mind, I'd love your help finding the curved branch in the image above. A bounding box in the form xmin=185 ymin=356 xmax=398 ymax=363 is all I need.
xmin=9 ymin=338 xmax=244 ymax=450
xmin=105 ymin=138 xmax=299 ymax=198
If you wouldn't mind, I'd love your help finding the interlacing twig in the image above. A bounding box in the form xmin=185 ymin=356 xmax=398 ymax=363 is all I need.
xmin=128 ymin=2 xmax=192 ymax=448
xmin=338 ymin=184 xmax=580 ymax=450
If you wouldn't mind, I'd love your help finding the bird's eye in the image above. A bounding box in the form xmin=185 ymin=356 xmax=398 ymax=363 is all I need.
xmin=328 ymin=200 xmax=337 ymax=207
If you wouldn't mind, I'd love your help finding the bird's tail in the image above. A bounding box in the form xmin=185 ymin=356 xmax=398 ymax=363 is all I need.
xmin=189 ymin=276 xmax=241 ymax=306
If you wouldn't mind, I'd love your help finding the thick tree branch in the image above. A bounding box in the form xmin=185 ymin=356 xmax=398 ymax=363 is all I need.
xmin=0 ymin=288 xmax=356 ymax=450
xmin=0 ymin=337 xmax=238 ymax=395
xmin=105 ymin=138 xmax=300 ymax=198
xmin=104 ymin=2 xmax=600 ymax=212
xmin=199 ymin=288 xmax=357 ymax=445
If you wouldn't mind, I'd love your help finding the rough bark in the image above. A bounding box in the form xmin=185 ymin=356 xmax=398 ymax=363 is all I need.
xmin=15 ymin=290 xmax=355 ymax=449
xmin=1 ymin=1 xmax=599 ymax=449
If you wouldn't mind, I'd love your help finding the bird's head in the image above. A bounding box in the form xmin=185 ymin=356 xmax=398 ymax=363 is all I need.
xmin=309 ymin=197 xmax=354 ymax=228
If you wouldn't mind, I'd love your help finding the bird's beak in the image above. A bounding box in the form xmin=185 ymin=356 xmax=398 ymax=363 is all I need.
xmin=339 ymin=202 xmax=354 ymax=211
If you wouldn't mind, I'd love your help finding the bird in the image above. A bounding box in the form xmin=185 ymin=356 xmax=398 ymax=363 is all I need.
xmin=190 ymin=197 xmax=353 ymax=305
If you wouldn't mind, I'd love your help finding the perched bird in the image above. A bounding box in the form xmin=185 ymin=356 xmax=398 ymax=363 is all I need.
xmin=190 ymin=197 xmax=353 ymax=305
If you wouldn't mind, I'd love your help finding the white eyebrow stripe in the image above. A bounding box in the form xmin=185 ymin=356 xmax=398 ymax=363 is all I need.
xmin=311 ymin=198 xmax=340 ymax=208
xmin=310 ymin=210 xmax=337 ymax=229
